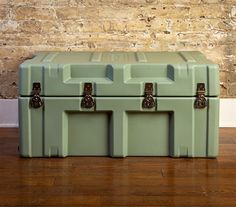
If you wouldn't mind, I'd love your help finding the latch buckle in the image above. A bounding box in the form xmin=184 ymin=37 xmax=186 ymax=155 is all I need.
xmin=30 ymin=82 xmax=44 ymax=108
xmin=142 ymin=83 xmax=156 ymax=109
xmin=81 ymin=83 xmax=95 ymax=108
xmin=194 ymin=83 xmax=207 ymax=109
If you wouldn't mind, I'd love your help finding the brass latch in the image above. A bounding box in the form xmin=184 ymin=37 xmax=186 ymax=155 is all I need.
xmin=142 ymin=83 xmax=156 ymax=109
xmin=81 ymin=83 xmax=95 ymax=108
xmin=30 ymin=82 xmax=44 ymax=108
xmin=194 ymin=83 xmax=207 ymax=109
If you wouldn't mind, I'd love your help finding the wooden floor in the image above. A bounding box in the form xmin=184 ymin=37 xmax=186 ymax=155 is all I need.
xmin=0 ymin=128 xmax=236 ymax=207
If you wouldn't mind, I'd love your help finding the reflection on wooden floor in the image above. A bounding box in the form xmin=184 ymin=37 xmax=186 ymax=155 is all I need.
xmin=0 ymin=128 xmax=235 ymax=206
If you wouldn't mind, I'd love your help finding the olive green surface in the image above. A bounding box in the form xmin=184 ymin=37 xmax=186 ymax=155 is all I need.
xmin=19 ymin=51 xmax=219 ymax=157
xmin=19 ymin=97 xmax=219 ymax=157
xmin=19 ymin=51 xmax=219 ymax=97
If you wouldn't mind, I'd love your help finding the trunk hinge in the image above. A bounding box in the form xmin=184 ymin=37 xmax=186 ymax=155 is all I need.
xmin=142 ymin=83 xmax=156 ymax=109
xmin=30 ymin=82 xmax=44 ymax=109
xmin=81 ymin=83 xmax=95 ymax=109
xmin=194 ymin=83 xmax=207 ymax=109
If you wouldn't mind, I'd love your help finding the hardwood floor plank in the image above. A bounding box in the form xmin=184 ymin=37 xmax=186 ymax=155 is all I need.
xmin=0 ymin=128 xmax=235 ymax=207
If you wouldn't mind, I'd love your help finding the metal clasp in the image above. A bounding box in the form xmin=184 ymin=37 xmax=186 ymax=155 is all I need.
xmin=81 ymin=83 xmax=95 ymax=108
xmin=142 ymin=83 xmax=156 ymax=109
xmin=30 ymin=82 xmax=44 ymax=108
xmin=194 ymin=83 xmax=207 ymax=109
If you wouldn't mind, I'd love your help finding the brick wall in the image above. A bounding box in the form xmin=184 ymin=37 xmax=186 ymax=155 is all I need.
xmin=0 ymin=0 xmax=235 ymax=98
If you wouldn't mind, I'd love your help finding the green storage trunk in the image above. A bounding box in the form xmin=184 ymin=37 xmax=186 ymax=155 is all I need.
xmin=18 ymin=51 xmax=219 ymax=158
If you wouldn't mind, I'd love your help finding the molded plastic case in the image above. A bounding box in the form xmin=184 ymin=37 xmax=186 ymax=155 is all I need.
xmin=19 ymin=51 xmax=219 ymax=157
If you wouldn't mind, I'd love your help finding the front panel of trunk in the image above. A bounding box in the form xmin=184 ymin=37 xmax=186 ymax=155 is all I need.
xmin=19 ymin=97 xmax=219 ymax=157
